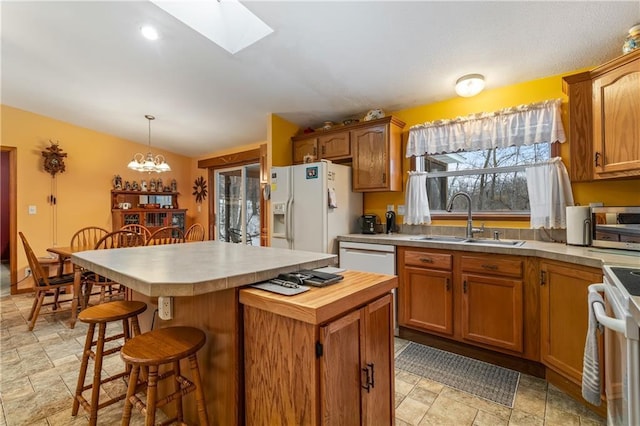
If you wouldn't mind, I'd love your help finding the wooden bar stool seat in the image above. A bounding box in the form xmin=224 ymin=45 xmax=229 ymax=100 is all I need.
xmin=72 ymin=300 xmax=147 ymax=426
xmin=120 ymin=326 xmax=209 ymax=426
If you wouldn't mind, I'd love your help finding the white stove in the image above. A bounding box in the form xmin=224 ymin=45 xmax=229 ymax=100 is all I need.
xmin=596 ymin=266 xmax=640 ymax=425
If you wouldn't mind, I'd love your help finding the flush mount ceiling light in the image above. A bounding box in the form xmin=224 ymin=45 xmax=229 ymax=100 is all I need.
xmin=455 ymin=74 xmax=485 ymax=97
xmin=127 ymin=115 xmax=171 ymax=173
xmin=140 ymin=25 xmax=159 ymax=41
xmin=150 ymin=0 xmax=273 ymax=54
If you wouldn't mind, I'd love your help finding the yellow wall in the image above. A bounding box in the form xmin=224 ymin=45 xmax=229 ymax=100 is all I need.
xmin=364 ymin=71 xmax=640 ymax=226
xmin=269 ymin=113 xmax=299 ymax=167
xmin=2 ymin=105 xmax=192 ymax=278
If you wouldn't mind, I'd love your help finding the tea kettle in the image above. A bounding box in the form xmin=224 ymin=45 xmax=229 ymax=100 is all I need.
xmin=385 ymin=211 xmax=396 ymax=234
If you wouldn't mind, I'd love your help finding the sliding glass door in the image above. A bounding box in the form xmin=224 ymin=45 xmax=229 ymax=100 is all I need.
xmin=214 ymin=163 xmax=261 ymax=245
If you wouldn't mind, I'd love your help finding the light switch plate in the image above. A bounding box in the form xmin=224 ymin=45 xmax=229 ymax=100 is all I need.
xmin=28 ymin=205 xmax=37 ymax=215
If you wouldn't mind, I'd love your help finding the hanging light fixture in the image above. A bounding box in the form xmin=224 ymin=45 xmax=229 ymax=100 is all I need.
xmin=127 ymin=115 xmax=171 ymax=173
xmin=455 ymin=74 xmax=485 ymax=97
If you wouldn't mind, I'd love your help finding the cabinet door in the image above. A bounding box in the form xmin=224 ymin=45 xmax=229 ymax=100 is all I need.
xmin=293 ymin=138 xmax=318 ymax=164
xmin=320 ymin=310 xmax=362 ymax=426
xmin=401 ymin=266 xmax=453 ymax=335
xmin=351 ymin=124 xmax=389 ymax=191
xmin=593 ymin=57 xmax=640 ymax=177
xmin=461 ymin=273 xmax=524 ymax=353
xmin=540 ymin=261 xmax=603 ymax=385
xmin=362 ymin=294 xmax=394 ymax=426
xmin=318 ymin=131 xmax=350 ymax=160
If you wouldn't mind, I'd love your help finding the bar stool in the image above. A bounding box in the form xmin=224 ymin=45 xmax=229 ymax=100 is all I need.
xmin=120 ymin=326 xmax=209 ymax=426
xmin=72 ymin=300 xmax=147 ymax=426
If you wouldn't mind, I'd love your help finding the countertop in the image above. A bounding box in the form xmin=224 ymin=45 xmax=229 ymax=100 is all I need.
xmin=240 ymin=270 xmax=397 ymax=324
xmin=71 ymin=241 xmax=337 ymax=297
xmin=338 ymin=233 xmax=640 ymax=326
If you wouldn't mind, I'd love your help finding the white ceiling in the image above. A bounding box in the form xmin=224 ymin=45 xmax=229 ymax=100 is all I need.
xmin=2 ymin=1 xmax=639 ymax=157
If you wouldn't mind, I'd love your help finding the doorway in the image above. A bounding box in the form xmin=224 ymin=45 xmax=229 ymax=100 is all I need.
xmin=214 ymin=163 xmax=261 ymax=245
xmin=1 ymin=147 xmax=17 ymax=296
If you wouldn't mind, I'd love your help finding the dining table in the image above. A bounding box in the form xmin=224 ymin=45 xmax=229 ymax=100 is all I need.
xmin=71 ymin=240 xmax=337 ymax=425
xmin=46 ymin=245 xmax=93 ymax=328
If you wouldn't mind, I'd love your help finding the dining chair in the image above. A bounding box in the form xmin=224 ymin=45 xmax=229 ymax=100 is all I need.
xmin=185 ymin=223 xmax=205 ymax=242
xmin=146 ymin=226 xmax=186 ymax=245
xmin=120 ymin=224 xmax=152 ymax=244
xmin=19 ymin=232 xmax=76 ymax=331
xmin=85 ymin=230 xmax=146 ymax=303
xmin=70 ymin=226 xmax=109 ymax=251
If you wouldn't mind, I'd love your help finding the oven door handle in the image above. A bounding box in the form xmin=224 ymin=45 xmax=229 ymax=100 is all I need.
xmin=588 ymin=284 xmax=626 ymax=334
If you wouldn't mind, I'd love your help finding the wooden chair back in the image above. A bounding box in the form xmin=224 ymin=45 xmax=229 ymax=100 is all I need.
xmin=19 ymin=232 xmax=53 ymax=288
xmin=94 ymin=230 xmax=145 ymax=250
xmin=120 ymin=224 xmax=152 ymax=244
xmin=185 ymin=223 xmax=205 ymax=242
xmin=146 ymin=226 xmax=186 ymax=245
xmin=70 ymin=226 xmax=109 ymax=250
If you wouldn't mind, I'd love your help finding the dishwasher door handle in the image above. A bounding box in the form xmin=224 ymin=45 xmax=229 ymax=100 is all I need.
xmin=342 ymin=248 xmax=393 ymax=257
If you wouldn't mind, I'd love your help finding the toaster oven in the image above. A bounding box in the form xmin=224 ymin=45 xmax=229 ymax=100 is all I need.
xmin=591 ymin=206 xmax=640 ymax=251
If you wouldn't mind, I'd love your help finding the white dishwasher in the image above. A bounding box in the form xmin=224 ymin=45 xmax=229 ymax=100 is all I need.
xmin=339 ymin=241 xmax=397 ymax=335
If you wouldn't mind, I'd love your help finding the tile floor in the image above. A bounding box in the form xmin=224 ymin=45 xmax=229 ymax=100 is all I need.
xmin=1 ymin=292 xmax=606 ymax=425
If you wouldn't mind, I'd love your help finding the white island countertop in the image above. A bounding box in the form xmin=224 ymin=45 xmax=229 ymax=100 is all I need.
xmin=71 ymin=241 xmax=337 ymax=297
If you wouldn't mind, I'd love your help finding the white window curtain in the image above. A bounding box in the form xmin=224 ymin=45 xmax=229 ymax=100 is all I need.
xmin=404 ymin=171 xmax=431 ymax=225
xmin=406 ymin=99 xmax=566 ymax=157
xmin=526 ymin=157 xmax=574 ymax=229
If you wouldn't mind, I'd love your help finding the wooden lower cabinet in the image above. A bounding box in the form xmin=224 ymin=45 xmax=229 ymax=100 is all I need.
xmin=401 ymin=266 xmax=453 ymax=335
xmin=321 ymin=295 xmax=393 ymax=425
xmin=540 ymin=260 xmax=603 ymax=385
xmin=242 ymin=273 xmax=395 ymax=425
xmin=461 ymin=273 xmax=523 ymax=353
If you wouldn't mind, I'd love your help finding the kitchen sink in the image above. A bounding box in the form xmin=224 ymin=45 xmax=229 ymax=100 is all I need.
xmin=411 ymin=235 xmax=525 ymax=247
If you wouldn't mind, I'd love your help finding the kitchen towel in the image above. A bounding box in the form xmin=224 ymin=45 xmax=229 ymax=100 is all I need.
xmin=582 ymin=290 xmax=604 ymax=406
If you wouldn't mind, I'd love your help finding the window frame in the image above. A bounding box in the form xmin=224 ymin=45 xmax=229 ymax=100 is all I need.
xmin=410 ymin=142 xmax=560 ymax=220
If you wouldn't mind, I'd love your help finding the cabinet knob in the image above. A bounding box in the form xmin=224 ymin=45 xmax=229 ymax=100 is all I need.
xmin=540 ymin=270 xmax=546 ymax=286
xmin=594 ymin=152 xmax=601 ymax=167
xmin=446 ymin=277 xmax=451 ymax=291
xmin=463 ymin=280 xmax=468 ymax=293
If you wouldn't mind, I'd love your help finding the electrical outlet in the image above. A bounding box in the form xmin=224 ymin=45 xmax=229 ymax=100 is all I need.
xmin=398 ymin=204 xmax=406 ymax=215
xmin=158 ymin=296 xmax=173 ymax=320
xmin=24 ymin=267 xmax=32 ymax=278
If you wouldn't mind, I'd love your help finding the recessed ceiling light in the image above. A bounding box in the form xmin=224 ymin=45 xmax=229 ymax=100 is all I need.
xmin=140 ymin=25 xmax=159 ymax=41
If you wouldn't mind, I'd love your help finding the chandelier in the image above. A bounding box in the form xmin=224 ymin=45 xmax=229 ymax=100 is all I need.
xmin=127 ymin=115 xmax=171 ymax=173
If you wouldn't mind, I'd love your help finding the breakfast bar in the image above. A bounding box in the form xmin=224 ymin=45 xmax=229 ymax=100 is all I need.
xmin=71 ymin=241 xmax=397 ymax=424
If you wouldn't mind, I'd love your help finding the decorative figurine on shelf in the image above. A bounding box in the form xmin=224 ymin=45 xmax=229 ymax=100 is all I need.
xmin=192 ymin=176 xmax=207 ymax=203
xmin=132 ymin=181 xmax=140 ymax=191
xmin=41 ymin=140 xmax=67 ymax=177
xmin=171 ymin=178 xmax=177 ymax=192
xmin=124 ymin=180 xmax=131 ymax=190
xmin=140 ymin=179 xmax=148 ymax=192
xmin=157 ymin=178 xmax=163 ymax=192
xmin=112 ymin=175 xmax=123 ymax=190
xmin=149 ymin=178 xmax=156 ymax=192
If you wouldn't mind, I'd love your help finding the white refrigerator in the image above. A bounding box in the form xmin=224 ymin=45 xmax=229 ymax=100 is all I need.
xmin=270 ymin=161 xmax=362 ymax=254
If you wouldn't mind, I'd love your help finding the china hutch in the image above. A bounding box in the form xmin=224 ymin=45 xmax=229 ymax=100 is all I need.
xmin=111 ymin=190 xmax=187 ymax=234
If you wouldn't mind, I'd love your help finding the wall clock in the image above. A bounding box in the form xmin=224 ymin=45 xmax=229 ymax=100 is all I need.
xmin=41 ymin=140 xmax=67 ymax=177
xmin=192 ymin=176 xmax=207 ymax=203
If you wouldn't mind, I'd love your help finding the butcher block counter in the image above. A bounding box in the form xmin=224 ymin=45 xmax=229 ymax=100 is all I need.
xmin=241 ymin=270 xmax=398 ymax=425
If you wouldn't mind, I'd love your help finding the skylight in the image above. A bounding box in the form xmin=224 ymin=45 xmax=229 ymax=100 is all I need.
xmin=150 ymin=0 xmax=273 ymax=54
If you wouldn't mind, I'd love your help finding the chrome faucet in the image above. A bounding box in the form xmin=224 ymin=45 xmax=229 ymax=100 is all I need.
xmin=446 ymin=192 xmax=484 ymax=239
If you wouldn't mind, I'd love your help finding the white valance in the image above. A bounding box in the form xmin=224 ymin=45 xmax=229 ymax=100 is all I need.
xmin=406 ymin=99 xmax=566 ymax=157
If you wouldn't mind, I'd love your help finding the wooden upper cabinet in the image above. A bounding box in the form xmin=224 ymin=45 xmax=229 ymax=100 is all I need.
xmin=318 ymin=131 xmax=350 ymax=160
xmin=292 ymin=137 xmax=318 ymax=164
xmin=351 ymin=117 xmax=404 ymax=192
xmin=563 ymin=49 xmax=640 ymax=181
xmin=593 ymin=53 xmax=640 ymax=178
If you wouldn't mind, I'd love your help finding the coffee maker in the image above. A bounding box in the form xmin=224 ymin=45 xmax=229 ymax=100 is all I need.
xmin=385 ymin=211 xmax=396 ymax=234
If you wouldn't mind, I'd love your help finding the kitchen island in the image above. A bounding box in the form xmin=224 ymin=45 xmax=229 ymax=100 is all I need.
xmin=71 ymin=241 xmax=337 ymax=425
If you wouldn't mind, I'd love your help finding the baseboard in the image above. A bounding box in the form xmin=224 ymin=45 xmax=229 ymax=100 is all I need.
xmin=399 ymin=327 xmax=545 ymax=378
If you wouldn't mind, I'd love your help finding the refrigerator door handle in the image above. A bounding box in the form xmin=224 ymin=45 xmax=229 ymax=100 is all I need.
xmin=285 ymin=197 xmax=293 ymax=245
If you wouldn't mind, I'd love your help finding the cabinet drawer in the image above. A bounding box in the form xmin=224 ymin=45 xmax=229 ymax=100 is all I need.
xmin=461 ymin=255 xmax=523 ymax=278
xmin=403 ymin=250 xmax=452 ymax=270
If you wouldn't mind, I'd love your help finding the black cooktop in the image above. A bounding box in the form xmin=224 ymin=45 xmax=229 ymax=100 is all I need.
xmin=611 ymin=267 xmax=640 ymax=296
